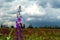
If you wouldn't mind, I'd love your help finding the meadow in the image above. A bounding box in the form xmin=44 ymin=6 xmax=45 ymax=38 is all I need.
xmin=0 ymin=28 xmax=60 ymax=40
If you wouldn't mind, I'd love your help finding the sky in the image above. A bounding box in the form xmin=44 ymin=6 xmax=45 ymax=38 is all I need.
xmin=0 ymin=0 xmax=60 ymax=27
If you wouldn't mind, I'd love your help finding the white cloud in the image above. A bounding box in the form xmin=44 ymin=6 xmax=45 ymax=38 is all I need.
xmin=0 ymin=18 xmax=2 ymax=20
xmin=27 ymin=18 xmax=35 ymax=21
xmin=27 ymin=17 xmax=42 ymax=21
xmin=11 ymin=14 xmax=16 ymax=17
xmin=57 ymin=16 xmax=60 ymax=19
xmin=24 ymin=3 xmax=46 ymax=16
xmin=3 ymin=21 xmax=15 ymax=26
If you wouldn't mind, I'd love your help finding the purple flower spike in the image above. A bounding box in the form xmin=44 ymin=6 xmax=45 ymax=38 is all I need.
xmin=16 ymin=16 xmax=22 ymax=40
xmin=15 ymin=6 xmax=23 ymax=40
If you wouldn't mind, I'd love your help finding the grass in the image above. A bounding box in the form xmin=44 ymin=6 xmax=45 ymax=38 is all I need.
xmin=0 ymin=28 xmax=60 ymax=40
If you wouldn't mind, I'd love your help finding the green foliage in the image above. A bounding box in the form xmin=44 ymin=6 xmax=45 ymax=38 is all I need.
xmin=0 ymin=28 xmax=60 ymax=40
xmin=22 ymin=24 xmax=25 ymax=28
xmin=1 ymin=24 xmax=3 ymax=28
xmin=39 ymin=26 xmax=60 ymax=29
xmin=0 ymin=35 xmax=7 ymax=40
xmin=35 ymin=27 xmax=37 ymax=28
xmin=28 ymin=26 xmax=33 ymax=28
xmin=22 ymin=32 xmax=60 ymax=40
xmin=28 ymin=24 xmax=33 ymax=28
xmin=11 ymin=26 xmax=14 ymax=28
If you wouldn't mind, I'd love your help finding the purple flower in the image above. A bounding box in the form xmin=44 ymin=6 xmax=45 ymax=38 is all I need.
xmin=16 ymin=16 xmax=22 ymax=40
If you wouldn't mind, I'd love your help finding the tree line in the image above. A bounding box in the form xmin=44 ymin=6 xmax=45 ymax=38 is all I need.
xmin=0 ymin=24 xmax=60 ymax=29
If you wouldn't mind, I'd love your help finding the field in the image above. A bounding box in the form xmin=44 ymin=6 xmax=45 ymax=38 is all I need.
xmin=0 ymin=28 xmax=60 ymax=40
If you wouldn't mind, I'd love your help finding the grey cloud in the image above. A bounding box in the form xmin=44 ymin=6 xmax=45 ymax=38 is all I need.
xmin=36 ymin=0 xmax=48 ymax=8
xmin=8 ymin=17 xmax=16 ymax=22
xmin=0 ymin=3 xmax=11 ymax=9
xmin=27 ymin=19 xmax=60 ymax=27
xmin=8 ymin=9 xmax=18 ymax=14
xmin=37 ymin=0 xmax=60 ymax=8
xmin=5 ymin=0 xmax=14 ymax=2
xmin=51 ymin=0 xmax=60 ymax=8
xmin=0 ymin=0 xmax=60 ymax=27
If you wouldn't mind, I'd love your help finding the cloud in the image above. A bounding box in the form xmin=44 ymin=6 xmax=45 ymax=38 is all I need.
xmin=27 ymin=18 xmax=35 ymax=21
xmin=57 ymin=16 xmax=60 ymax=19
xmin=24 ymin=3 xmax=46 ymax=16
xmin=3 ymin=21 xmax=15 ymax=27
xmin=5 ymin=0 xmax=14 ymax=2
xmin=37 ymin=0 xmax=60 ymax=8
xmin=0 ymin=0 xmax=60 ymax=27
xmin=50 ymin=0 xmax=60 ymax=8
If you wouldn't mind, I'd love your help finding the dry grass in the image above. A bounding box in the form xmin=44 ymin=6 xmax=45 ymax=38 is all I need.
xmin=0 ymin=28 xmax=60 ymax=40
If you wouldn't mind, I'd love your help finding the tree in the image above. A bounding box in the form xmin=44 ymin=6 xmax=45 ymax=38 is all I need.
xmin=28 ymin=24 xmax=33 ymax=28
xmin=11 ymin=25 xmax=14 ymax=28
xmin=22 ymin=24 xmax=25 ymax=28
xmin=1 ymin=24 xmax=3 ymax=28
xmin=35 ymin=27 xmax=37 ymax=28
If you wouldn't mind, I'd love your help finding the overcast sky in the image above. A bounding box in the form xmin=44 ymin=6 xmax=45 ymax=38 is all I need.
xmin=0 ymin=0 xmax=60 ymax=27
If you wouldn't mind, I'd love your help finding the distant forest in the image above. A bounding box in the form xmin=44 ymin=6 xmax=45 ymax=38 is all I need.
xmin=0 ymin=24 xmax=60 ymax=29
